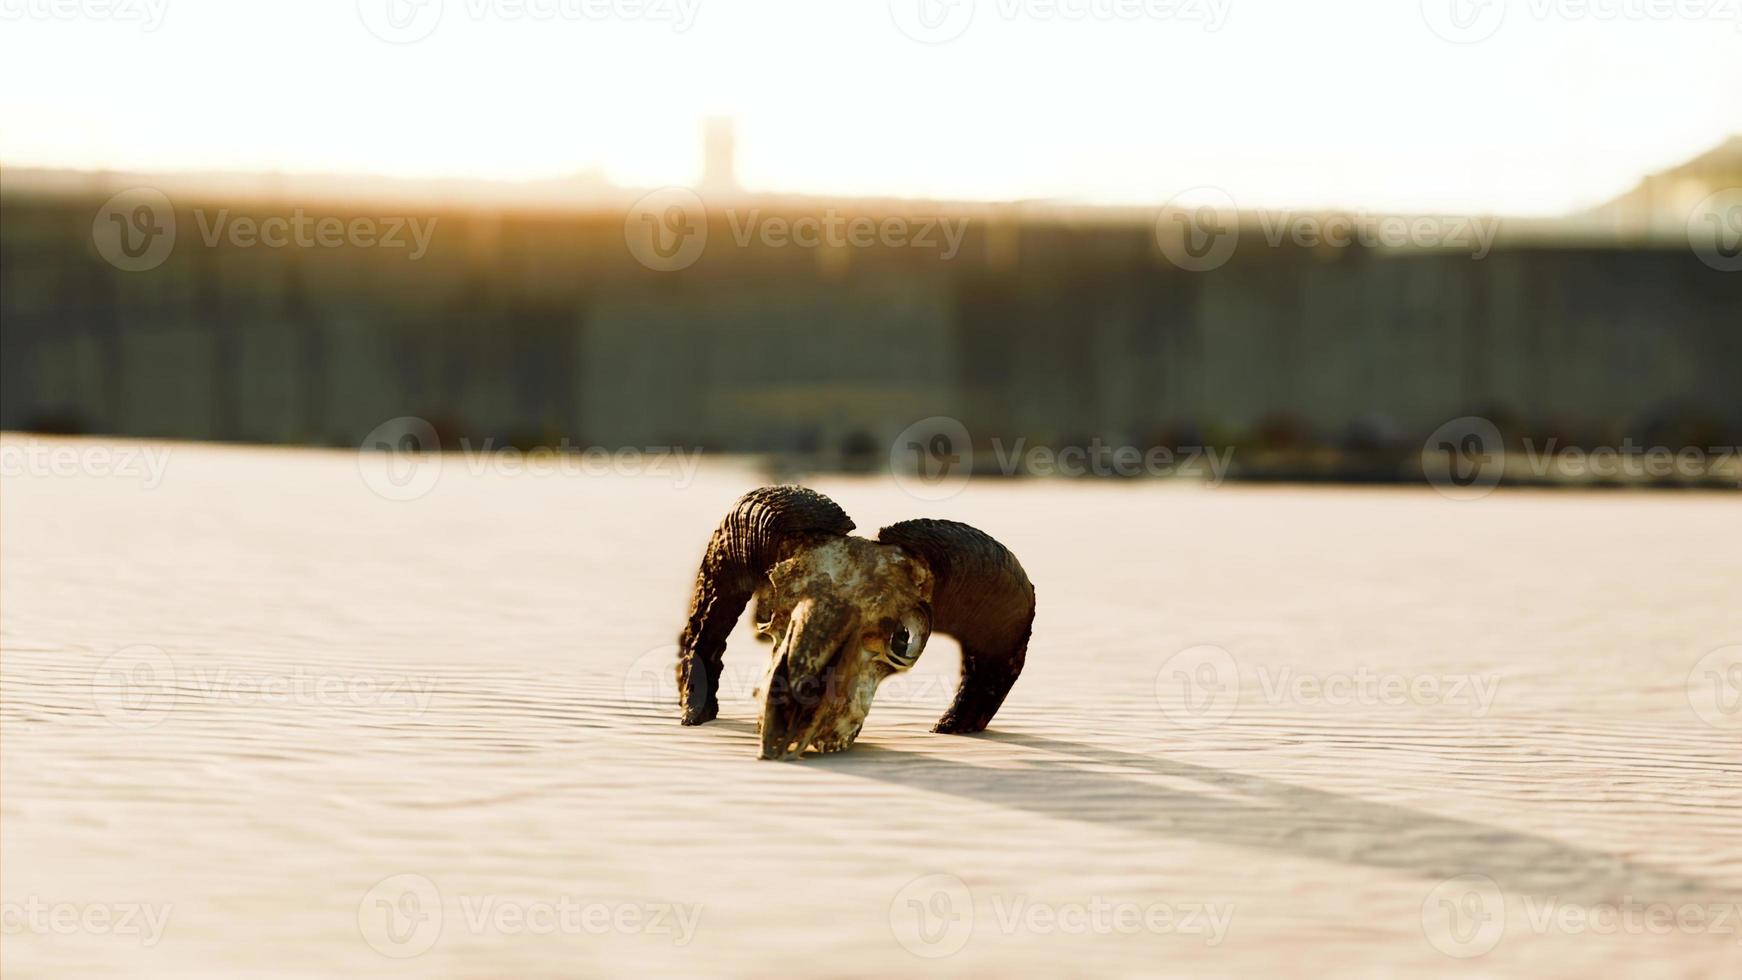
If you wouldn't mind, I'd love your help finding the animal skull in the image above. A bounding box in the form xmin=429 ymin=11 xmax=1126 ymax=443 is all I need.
xmin=674 ymin=486 xmax=1036 ymax=759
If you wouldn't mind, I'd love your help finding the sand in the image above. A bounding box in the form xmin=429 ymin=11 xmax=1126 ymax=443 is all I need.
xmin=2 ymin=435 xmax=1740 ymax=977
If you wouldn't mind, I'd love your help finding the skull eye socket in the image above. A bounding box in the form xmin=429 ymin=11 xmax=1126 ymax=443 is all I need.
xmin=882 ymin=615 xmax=928 ymax=669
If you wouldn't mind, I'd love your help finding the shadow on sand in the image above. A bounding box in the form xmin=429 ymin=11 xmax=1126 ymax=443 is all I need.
xmin=810 ymin=730 xmax=1733 ymax=907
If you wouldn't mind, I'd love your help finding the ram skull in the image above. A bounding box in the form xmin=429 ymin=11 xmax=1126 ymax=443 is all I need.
xmin=674 ymin=486 xmax=1036 ymax=759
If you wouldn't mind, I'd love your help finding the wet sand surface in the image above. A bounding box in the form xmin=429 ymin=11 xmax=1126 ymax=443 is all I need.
xmin=3 ymin=436 xmax=1740 ymax=977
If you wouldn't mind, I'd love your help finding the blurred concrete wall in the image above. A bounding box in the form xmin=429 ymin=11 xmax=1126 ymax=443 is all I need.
xmin=2 ymin=192 xmax=1737 ymax=455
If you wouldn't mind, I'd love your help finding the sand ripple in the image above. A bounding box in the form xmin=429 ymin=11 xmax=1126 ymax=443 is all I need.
xmin=3 ymin=438 xmax=1740 ymax=976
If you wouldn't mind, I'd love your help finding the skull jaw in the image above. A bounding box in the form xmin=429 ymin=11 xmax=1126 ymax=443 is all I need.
xmin=756 ymin=651 xmax=884 ymax=760
xmin=805 ymin=724 xmax=867 ymax=756
xmin=759 ymin=716 xmax=866 ymax=759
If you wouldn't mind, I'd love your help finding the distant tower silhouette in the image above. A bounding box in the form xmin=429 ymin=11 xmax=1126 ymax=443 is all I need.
xmin=702 ymin=117 xmax=738 ymax=194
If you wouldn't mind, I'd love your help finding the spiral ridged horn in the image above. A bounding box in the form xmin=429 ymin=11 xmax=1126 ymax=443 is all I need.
xmin=877 ymin=519 xmax=1035 ymax=733
xmin=676 ymin=486 xmax=855 ymax=725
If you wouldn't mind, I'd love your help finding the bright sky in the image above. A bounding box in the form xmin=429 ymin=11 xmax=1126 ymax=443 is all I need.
xmin=1 ymin=0 xmax=1737 ymax=214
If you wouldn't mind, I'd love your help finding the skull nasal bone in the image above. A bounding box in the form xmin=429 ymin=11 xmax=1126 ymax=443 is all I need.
xmin=783 ymin=596 xmax=858 ymax=679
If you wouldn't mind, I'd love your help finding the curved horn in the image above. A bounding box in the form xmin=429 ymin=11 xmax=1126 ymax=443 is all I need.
xmin=877 ymin=519 xmax=1035 ymax=734
xmin=677 ymin=486 xmax=855 ymax=725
